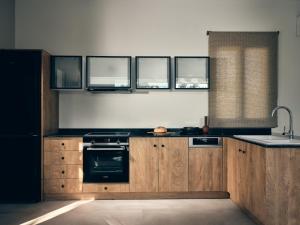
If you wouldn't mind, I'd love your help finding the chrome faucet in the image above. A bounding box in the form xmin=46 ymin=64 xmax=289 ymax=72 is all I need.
xmin=272 ymin=106 xmax=294 ymax=139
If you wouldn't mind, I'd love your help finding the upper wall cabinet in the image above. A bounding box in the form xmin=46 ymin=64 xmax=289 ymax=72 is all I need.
xmin=136 ymin=56 xmax=171 ymax=89
xmin=86 ymin=56 xmax=131 ymax=91
xmin=51 ymin=56 xmax=83 ymax=89
xmin=175 ymin=57 xmax=210 ymax=89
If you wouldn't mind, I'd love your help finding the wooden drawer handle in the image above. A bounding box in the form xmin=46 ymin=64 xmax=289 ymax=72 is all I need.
xmin=104 ymin=187 xmax=108 ymax=190
xmin=61 ymin=184 xmax=64 ymax=188
xmin=239 ymin=149 xmax=242 ymax=152
xmin=153 ymin=144 xmax=157 ymax=147
xmin=161 ymin=144 xmax=165 ymax=147
xmin=61 ymin=170 xmax=65 ymax=174
xmin=61 ymin=157 xmax=64 ymax=160
xmin=61 ymin=143 xmax=65 ymax=146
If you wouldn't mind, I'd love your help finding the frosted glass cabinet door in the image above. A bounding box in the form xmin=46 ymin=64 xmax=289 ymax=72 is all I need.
xmin=175 ymin=57 xmax=210 ymax=89
xmin=51 ymin=56 xmax=82 ymax=89
xmin=86 ymin=56 xmax=131 ymax=90
xmin=136 ymin=57 xmax=171 ymax=89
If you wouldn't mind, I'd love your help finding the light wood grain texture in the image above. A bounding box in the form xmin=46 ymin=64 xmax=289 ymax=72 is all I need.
xmin=158 ymin=138 xmax=188 ymax=192
xmin=44 ymin=151 xmax=83 ymax=165
xmin=41 ymin=51 xmax=59 ymax=136
xmin=44 ymin=165 xmax=83 ymax=179
xmin=83 ymin=184 xmax=130 ymax=193
xmin=227 ymin=138 xmax=240 ymax=204
xmin=44 ymin=138 xmax=83 ymax=152
xmin=246 ymin=143 xmax=266 ymax=224
xmin=222 ymin=138 xmax=228 ymax=191
xmin=44 ymin=191 xmax=229 ymax=200
xmin=44 ymin=179 xmax=82 ymax=193
xmin=189 ymin=147 xmax=223 ymax=191
xmin=129 ymin=138 xmax=159 ymax=192
xmin=265 ymin=148 xmax=300 ymax=225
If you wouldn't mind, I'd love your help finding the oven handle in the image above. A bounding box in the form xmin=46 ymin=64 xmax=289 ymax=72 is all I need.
xmin=86 ymin=147 xmax=126 ymax=151
xmin=84 ymin=143 xmax=128 ymax=147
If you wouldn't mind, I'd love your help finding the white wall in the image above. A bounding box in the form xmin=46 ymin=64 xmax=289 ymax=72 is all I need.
xmin=0 ymin=0 xmax=14 ymax=48
xmin=15 ymin=0 xmax=300 ymax=133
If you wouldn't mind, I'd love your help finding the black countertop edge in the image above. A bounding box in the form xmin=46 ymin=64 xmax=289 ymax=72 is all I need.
xmin=44 ymin=127 xmax=271 ymax=138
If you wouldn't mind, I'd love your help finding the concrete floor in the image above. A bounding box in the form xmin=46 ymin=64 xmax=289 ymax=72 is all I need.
xmin=0 ymin=199 xmax=258 ymax=225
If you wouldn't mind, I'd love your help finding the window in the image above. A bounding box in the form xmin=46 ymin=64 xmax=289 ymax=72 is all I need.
xmin=208 ymin=32 xmax=278 ymax=128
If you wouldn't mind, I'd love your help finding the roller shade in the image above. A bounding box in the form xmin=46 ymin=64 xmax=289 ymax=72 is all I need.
xmin=208 ymin=32 xmax=278 ymax=128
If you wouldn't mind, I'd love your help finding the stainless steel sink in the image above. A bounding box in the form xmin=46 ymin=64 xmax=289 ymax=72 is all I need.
xmin=234 ymin=135 xmax=300 ymax=146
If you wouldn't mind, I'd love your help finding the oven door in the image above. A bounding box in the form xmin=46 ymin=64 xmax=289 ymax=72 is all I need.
xmin=83 ymin=146 xmax=129 ymax=183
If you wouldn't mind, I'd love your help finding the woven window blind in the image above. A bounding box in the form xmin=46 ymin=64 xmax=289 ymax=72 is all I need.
xmin=208 ymin=32 xmax=278 ymax=128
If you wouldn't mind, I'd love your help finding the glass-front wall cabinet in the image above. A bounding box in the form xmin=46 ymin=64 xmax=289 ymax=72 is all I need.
xmin=86 ymin=56 xmax=131 ymax=90
xmin=136 ymin=57 xmax=171 ymax=89
xmin=175 ymin=57 xmax=210 ymax=89
xmin=51 ymin=56 xmax=82 ymax=89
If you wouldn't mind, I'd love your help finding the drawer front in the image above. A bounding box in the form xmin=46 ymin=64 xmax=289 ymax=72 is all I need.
xmin=44 ymin=138 xmax=83 ymax=152
xmin=82 ymin=183 xmax=130 ymax=193
xmin=44 ymin=151 xmax=82 ymax=165
xmin=44 ymin=165 xmax=83 ymax=179
xmin=44 ymin=179 xmax=82 ymax=193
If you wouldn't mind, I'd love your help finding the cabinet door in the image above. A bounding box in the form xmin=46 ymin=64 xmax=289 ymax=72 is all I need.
xmin=237 ymin=140 xmax=251 ymax=210
xmin=158 ymin=138 xmax=188 ymax=192
xmin=227 ymin=138 xmax=240 ymax=203
xmin=248 ymin=143 xmax=266 ymax=223
xmin=189 ymin=147 xmax=223 ymax=191
xmin=129 ymin=138 xmax=159 ymax=192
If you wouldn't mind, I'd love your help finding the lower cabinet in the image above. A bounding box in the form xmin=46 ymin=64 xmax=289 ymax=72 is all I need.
xmin=44 ymin=179 xmax=82 ymax=193
xmin=83 ymin=184 xmax=129 ymax=193
xmin=227 ymin=138 xmax=266 ymax=223
xmin=129 ymin=137 xmax=188 ymax=192
xmin=227 ymin=138 xmax=300 ymax=225
xmin=189 ymin=147 xmax=223 ymax=191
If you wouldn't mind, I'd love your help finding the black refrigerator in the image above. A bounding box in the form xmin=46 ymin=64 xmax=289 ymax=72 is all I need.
xmin=0 ymin=50 xmax=45 ymax=202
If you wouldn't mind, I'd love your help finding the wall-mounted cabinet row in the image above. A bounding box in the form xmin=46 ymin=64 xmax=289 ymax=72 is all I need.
xmin=50 ymin=56 xmax=210 ymax=90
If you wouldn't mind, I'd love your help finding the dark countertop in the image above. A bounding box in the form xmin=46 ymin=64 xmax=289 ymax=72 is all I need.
xmin=44 ymin=128 xmax=300 ymax=148
xmin=45 ymin=128 xmax=271 ymax=138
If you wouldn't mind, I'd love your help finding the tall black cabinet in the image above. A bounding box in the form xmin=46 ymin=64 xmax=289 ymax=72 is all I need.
xmin=0 ymin=50 xmax=58 ymax=202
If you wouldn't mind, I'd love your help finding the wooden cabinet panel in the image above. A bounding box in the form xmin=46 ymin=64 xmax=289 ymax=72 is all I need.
xmin=44 ymin=165 xmax=83 ymax=179
xmin=129 ymin=138 xmax=159 ymax=192
xmin=83 ymin=184 xmax=129 ymax=193
xmin=189 ymin=147 xmax=223 ymax=191
xmin=227 ymin=138 xmax=240 ymax=204
xmin=158 ymin=138 xmax=188 ymax=192
xmin=265 ymin=148 xmax=300 ymax=225
xmin=44 ymin=151 xmax=83 ymax=165
xmin=44 ymin=138 xmax=83 ymax=152
xmin=247 ymin=143 xmax=266 ymax=223
xmin=44 ymin=179 xmax=82 ymax=193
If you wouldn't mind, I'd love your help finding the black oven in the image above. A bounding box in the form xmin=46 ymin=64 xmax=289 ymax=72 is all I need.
xmin=83 ymin=132 xmax=130 ymax=183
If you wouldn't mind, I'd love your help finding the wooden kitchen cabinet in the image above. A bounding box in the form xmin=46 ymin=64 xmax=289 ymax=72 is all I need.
xmin=82 ymin=183 xmax=130 ymax=193
xmin=158 ymin=138 xmax=188 ymax=192
xmin=189 ymin=147 xmax=223 ymax=191
xmin=44 ymin=165 xmax=83 ymax=179
xmin=44 ymin=179 xmax=82 ymax=193
xmin=129 ymin=138 xmax=159 ymax=192
xmin=43 ymin=137 xmax=83 ymax=195
xmin=129 ymin=137 xmax=188 ymax=192
xmin=227 ymin=139 xmax=265 ymax=220
xmin=44 ymin=137 xmax=83 ymax=152
xmin=226 ymin=138 xmax=300 ymax=225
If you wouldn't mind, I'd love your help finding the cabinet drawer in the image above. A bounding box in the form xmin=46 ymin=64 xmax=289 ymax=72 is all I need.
xmin=44 ymin=165 xmax=83 ymax=179
xmin=82 ymin=183 xmax=129 ymax=193
xmin=44 ymin=138 xmax=83 ymax=152
xmin=44 ymin=179 xmax=82 ymax=193
xmin=44 ymin=151 xmax=82 ymax=165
